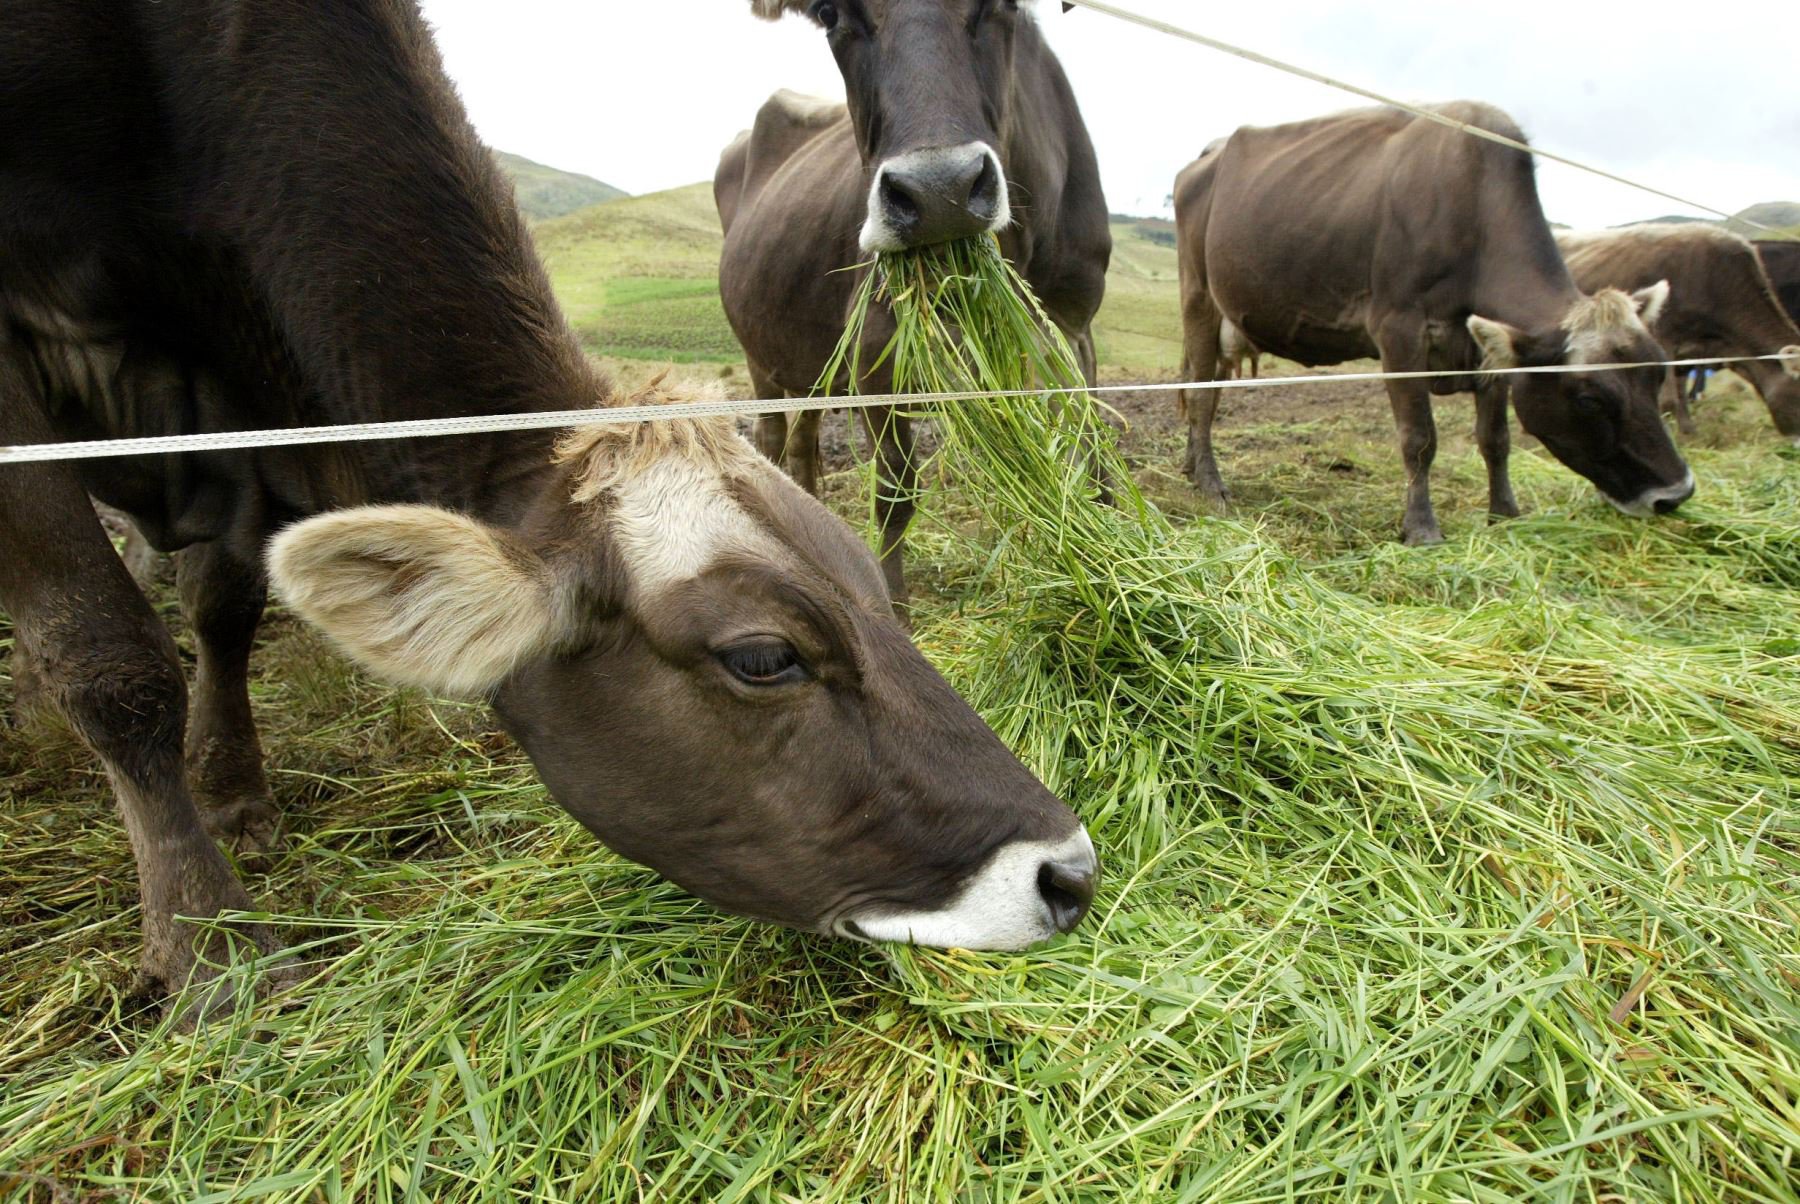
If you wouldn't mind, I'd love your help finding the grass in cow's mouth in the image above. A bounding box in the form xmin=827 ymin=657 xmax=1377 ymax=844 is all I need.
xmin=2 ymin=241 xmax=1798 ymax=1201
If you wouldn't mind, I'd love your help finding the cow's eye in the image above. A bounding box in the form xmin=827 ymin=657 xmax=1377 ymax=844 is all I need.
xmin=812 ymin=1 xmax=839 ymax=30
xmin=719 ymin=641 xmax=811 ymax=687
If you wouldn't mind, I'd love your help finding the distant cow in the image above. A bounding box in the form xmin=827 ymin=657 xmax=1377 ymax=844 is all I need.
xmin=1560 ymin=226 xmax=1800 ymax=440
xmin=717 ymin=0 xmax=1111 ymax=600
xmin=1754 ymin=239 xmax=1800 ymax=324
xmin=1176 ymin=103 xmax=1692 ymax=544
xmin=0 ymin=0 xmax=1095 ymax=1013
xmin=1218 ymin=318 xmax=1261 ymax=380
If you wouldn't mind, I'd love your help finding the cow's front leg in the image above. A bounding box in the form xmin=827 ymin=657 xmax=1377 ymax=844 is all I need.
xmin=1382 ymin=377 xmax=1443 ymax=546
xmin=179 ymin=541 xmax=280 ymax=861
xmin=1474 ymin=377 xmax=1520 ymax=520
xmin=0 ymin=378 xmax=291 ymax=1021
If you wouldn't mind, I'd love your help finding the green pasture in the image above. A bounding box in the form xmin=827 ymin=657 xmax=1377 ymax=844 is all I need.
xmin=2 ymin=223 xmax=1799 ymax=1202
xmin=527 ymin=183 xmax=1186 ymax=377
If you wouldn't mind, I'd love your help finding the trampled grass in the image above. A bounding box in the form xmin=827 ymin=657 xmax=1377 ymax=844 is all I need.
xmin=3 ymin=242 xmax=1800 ymax=1201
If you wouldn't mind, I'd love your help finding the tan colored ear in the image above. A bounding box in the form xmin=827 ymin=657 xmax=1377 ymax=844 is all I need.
xmin=267 ymin=506 xmax=557 ymax=697
xmin=1781 ymin=344 xmax=1800 ymax=381
xmin=1467 ymin=315 xmax=1523 ymax=371
xmin=1632 ymin=279 xmax=1672 ymax=328
xmin=749 ymin=0 xmax=807 ymax=18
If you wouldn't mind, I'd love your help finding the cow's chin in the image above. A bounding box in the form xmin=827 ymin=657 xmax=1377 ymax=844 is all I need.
xmin=833 ymin=827 xmax=1097 ymax=952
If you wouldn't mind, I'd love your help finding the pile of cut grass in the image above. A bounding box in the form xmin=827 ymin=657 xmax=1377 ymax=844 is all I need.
xmin=2 ymin=240 xmax=1798 ymax=1202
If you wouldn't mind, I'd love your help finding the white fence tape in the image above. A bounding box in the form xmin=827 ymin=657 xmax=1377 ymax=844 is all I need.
xmin=2 ymin=355 xmax=1788 ymax=466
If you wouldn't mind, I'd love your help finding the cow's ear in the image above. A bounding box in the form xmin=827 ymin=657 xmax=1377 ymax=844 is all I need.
xmin=1781 ymin=345 xmax=1800 ymax=381
xmin=1631 ymin=279 xmax=1671 ymax=328
xmin=749 ymin=0 xmax=806 ymax=18
xmin=1467 ymin=315 xmax=1524 ymax=371
xmin=268 ymin=506 xmax=559 ymax=697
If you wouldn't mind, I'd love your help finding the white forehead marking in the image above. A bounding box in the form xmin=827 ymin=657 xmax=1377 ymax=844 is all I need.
xmin=607 ymin=456 xmax=782 ymax=595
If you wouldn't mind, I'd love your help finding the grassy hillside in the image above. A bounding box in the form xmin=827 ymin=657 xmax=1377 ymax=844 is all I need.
xmin=1728 ymin=200 xmax=1800 ymax=236
xmin=532 ymin=183 xmax=739 ymax=363
xmin=1095 ymin=216 xmax=1184 ymax=378
xmin=532 ymin=185 xmax=1187 ymax=376
xmin=495 ymin=151 xmax=627 ymax=222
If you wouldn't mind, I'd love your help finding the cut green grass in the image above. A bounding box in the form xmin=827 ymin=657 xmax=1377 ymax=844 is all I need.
xmin=2 ymin=241 xmax=1798 ymax=1202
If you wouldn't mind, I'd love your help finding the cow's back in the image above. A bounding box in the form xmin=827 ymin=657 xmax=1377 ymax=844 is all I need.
xmin=1561 ymin=226 xmax=1800 ymax=358
xmin=1198 ymin=103 xmax=1560 ymax=367
xmin=716 ymin=91 xmax=872 ymax=393
xmin=715 ymin=90 xmax=848 ymax=239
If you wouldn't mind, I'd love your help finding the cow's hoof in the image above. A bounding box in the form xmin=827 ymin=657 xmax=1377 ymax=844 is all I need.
xmin=1403 ymin=524 xmax=1445 ymax=547
xmin=1487 ymin=503 xmax=1521 ymax=523
xmin=198 ymin=795 xmax=284 ymax=867
xmin=137 ymin=875 xmax=305 ymax=1029
xmin=1188 ymin=475 xmax=1231 ymax=511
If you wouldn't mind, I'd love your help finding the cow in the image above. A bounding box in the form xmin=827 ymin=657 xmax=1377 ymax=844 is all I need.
xmin=1175 ymin=103 xmax=1694 ymax=545
xmin=716 ymin=0 xmax=1112 ymax=601
xmin=1754 ymin=239 xmax=1800 ymax=324
xmin=1559 ymin=226 xmax=1800 ymax=441
xmin=0 ymin=0 xmax=1097 ymax=1017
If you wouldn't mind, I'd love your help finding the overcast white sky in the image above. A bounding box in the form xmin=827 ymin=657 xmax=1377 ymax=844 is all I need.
xmin=418 ymin=0 xmax=1796 ymax=229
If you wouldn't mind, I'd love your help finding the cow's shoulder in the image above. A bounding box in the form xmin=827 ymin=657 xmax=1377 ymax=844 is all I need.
xmin=749 ymin=90 xmax=846 ymax=168
xmin=760 ymin=88 xmax=846 ymax=132
xmin=721 ymin=90 xmax=850 ymax=227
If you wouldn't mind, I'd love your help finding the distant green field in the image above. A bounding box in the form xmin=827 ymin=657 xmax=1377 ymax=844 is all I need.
xmin=532 ymin=183 xmax=741 ymax=364
xmin=531 ymin=183 xmax=1187 ymax=376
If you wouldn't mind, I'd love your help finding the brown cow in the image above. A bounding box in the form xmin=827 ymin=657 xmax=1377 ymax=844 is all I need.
xmin=717 ymin=0 xmax=1112 ymax=601
xmin=1176 ymin=103 xmax=1693 ymax=544
xmin=1559 ymin=225 xmax=1800 ymax=440
xmin=0 ymin=0 xmax=1095 ymax=1014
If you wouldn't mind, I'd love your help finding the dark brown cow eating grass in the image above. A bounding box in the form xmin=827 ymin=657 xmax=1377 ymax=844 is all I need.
xmin=1558 ymin=225 xmax=1800 ymax=441
xmin=1176 ymin=104 xmax=1694 ymax=545
xmin=716 ymin=0 xmax=1112 ymax=601
xmin=0 ymin=0 xmax=1096 ymax=1020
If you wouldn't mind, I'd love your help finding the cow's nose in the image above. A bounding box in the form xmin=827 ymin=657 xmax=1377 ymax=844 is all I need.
xmin=1038 ymin=857 xmax=1097 ymax=934
xmin=875 ymin=143 xmax=1006 ymax=248
xmin=1655 ymin=474 xmax=1696 ymax=514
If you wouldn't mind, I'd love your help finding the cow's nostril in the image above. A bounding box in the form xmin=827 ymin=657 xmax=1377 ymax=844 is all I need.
xmin=967 ymin=156 xmax=1000 ymax=219
xmin=1037 ymin=860 xmax=1096 ymax=934
xmin=880 ymin=172 xmax=920 ymax=223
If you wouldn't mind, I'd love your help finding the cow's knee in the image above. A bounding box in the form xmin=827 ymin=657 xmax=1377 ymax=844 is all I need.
xmin=35 ymin=611 xmax=187 ymax=776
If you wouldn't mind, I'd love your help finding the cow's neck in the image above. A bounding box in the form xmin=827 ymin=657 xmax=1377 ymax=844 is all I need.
xmin=140 ymin=0 xmax=598 ymax=528
xmin=1468 ymin=174 xmax=1586 ymax=336
xmin=994 ymin=21 xmax=1089 ymax=275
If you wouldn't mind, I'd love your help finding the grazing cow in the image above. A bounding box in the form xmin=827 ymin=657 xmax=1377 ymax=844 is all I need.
xmin=1176 ymin=103 xmax=1693 ymax=544
xmin=1559 ymin=226 xmax=1800 ymax=440
xmin=0 ymin=0 xmax=1096 ymax=1013
xmin=1754 ymin=239 xmax=1800 ymax=324
xmin=716 ymin=0 xmax=1112 ymax=600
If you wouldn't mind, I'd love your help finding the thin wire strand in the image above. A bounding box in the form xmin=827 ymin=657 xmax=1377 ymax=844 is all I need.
xmin=2 ymin=354 xmax=1787 ymax=465
xmin=1062 ymin=0 xmax=1793 ymax=238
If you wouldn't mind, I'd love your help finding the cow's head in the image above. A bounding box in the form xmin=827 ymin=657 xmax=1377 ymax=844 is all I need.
xmin=1468 ymin=282 xmax=1695 ymax=516
xmin=753 ymin=0 xmax=1061 ymax=252
xmin=268 ymin=398 xmax=1095 ymax=951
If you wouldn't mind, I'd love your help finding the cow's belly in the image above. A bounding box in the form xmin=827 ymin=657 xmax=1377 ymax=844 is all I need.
xmin=1238 ymin=311 xmax=1379 ymax=368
